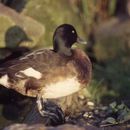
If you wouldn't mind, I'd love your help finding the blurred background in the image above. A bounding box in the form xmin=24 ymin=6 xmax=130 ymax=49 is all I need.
xmin=0 ymin=0 xmax=130 ymax=128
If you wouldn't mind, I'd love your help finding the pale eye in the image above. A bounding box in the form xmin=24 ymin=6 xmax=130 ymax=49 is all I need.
xmin=72 ymin=30 xmax=75 ymax=34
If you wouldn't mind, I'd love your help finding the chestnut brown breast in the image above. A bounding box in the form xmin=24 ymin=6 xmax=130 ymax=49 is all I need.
xmin=71 ymin=49 xmax=92 ymax=85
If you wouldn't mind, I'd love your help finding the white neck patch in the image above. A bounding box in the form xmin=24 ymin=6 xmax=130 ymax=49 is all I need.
xmin=42 ymin=77 xmax=80 ymax=99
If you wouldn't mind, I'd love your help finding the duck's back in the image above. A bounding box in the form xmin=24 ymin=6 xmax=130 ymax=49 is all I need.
xmin=0 ymin=49 xmax=80 ymax=98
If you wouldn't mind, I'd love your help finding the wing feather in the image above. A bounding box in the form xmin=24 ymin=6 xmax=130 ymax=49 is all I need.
xmin=0 ymin=49 xmax=76 ymax=81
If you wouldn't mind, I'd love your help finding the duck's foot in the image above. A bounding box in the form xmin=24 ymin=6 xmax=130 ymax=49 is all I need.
xmin=36 ymin=95 xmax=65 ymax=126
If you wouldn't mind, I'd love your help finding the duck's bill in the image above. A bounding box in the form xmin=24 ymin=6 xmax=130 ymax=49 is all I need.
xmin=77 ymin=37 xmax=87 ymax=44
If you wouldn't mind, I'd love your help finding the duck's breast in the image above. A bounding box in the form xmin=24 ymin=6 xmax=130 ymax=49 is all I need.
xmin=72 ymin=49 xmax=92 ymax=85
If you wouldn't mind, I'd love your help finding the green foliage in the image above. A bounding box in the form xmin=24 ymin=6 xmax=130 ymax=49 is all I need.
xmin=101 ymin=102 xmax=130 ymax=126
xmin=93 ymin=18 xmax=130 ymax=102
xmin=87 ymin=80 xmax=118 ymax=103
xmin=93 ymin=52 xmax=130 ymax=101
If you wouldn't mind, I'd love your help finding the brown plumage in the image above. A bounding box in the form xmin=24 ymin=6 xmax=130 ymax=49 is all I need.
xmin=0 ymin=24 xmax=92 ymax=99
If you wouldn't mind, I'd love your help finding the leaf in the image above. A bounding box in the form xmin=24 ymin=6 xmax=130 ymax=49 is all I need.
xmin=102 ymin=117 xmax=117 ymax=124
xmin=110 ymin=102 xmax=117 ymax=109
xmin=117 ymin=103 xmax=125 ymax=110
xmin=118 ymin=111 xmax=130 ymax=123
xmin=123 ymin=112 xmax=130 ymax=122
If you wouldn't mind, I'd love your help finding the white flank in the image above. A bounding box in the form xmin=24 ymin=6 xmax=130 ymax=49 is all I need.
xmin=43 ymin=77 xmax=80 ymax=98
xmin=20 ymin=67 xmax=42 ymax=79
xmin=0 ymin=74 xmax=9 ymax=87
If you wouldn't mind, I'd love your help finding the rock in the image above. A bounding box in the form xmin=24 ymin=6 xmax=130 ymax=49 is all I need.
xmin=0 ymin=4 xmax=45 ymax=49
xmin=3 ymin=124 xmax=95 ymax=130
xmin=3 ymin=124 xmax=47 ymax=130
xmin=3 ymin=123 xmax=129 ymax=130
xmin=56 ymin=124 xmax=87 ymax=130
xmin=23 ymin=100 xmax=65 ymax=126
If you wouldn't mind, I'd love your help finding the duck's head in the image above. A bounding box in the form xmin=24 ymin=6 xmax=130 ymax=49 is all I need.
xmin=53 ymin=24 xmax=86 ymax=56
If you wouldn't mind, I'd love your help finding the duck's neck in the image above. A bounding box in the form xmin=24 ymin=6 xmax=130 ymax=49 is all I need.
xmin=53 ymin=39 xmax=72 ymax=56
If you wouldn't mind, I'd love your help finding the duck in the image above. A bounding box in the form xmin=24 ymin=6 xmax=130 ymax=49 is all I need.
xmin=0 ymin=24 xmax=92 ymax=106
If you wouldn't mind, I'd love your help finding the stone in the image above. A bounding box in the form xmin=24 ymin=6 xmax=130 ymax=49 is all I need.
xmin=3 ymin=124 xmax=93 ymax=130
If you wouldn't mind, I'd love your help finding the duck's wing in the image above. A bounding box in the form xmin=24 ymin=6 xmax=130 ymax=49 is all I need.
xmin=0 ymin=49 xmax=68 ymax=78
xmin=0 ymin=49 xmax=77 ymax=97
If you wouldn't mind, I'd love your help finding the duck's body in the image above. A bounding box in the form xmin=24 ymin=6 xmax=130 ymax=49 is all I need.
xmin=0 ymin=48 xmax=91 ymax=98
xmin=0 ymin=24 xmax=92 ymax=99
